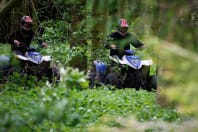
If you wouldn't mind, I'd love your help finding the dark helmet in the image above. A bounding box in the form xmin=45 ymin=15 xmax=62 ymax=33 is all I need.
xmin=117 ymin=19 xmax=128 ymax=36
xmin=20 ymin=16 xmax=33 ymax=32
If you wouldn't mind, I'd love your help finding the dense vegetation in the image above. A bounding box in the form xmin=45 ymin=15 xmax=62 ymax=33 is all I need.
xmin=0 ymin=0 xmax=198 ymax=131
xmin=0 ymin=79 xmax=181 ymax=131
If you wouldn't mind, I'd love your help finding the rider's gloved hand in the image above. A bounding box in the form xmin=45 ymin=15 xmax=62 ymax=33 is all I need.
xmin=138 ymin=45 xmax=145 ymax=50
xmin=41 ymin=42 xmax=48 ymax=48
xmin=14 ymin=40 xmax=20 ymax=47
xmin=110 ymin=44 xmax=116 ymax=49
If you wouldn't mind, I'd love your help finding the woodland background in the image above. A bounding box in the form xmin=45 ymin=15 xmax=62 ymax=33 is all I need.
xmin=0 ymin=0 xmax=198 ymax=131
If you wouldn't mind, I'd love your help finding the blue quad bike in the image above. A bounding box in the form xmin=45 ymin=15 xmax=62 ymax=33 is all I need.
xmin=0 ymin=48 xmax=60 ymax=83
xmin=88 ymin=50 xmax=157 ymax=91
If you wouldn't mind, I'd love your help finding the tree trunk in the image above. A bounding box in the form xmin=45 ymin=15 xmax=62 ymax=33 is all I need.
xmin=66 ymin=0 xmax=88 ymax=71
xmin=90 ymin=0 xmax=108 ymax=61
xmin=118 ymin=0 xmax=127 ymax=18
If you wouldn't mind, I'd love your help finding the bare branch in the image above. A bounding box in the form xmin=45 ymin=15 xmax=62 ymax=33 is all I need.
xmin=0 ymin=0 xmax=23 ymax=22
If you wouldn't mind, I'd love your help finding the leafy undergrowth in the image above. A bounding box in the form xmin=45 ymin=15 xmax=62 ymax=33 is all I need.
xmin=0 ymin=82 xmax=184 ymax=131
xmin=0 ymin=68 xmax=189 ymax=131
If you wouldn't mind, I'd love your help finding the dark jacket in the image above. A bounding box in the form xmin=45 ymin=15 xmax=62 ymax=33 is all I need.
xmin=8 ymin=29 xmax=34 ymax=54
xmin=104 ymin=31 xmax=144 ymax=58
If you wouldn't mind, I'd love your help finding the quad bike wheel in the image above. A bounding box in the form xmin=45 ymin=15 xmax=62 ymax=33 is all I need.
xmin=87 ymin=70 xmax=96 ymax=88
xmin=122 ymin=65 xmax=151 ymax=90
xmin=105 ymin=72 xmax=121 ymax=88
xmin=147 ymin=75 xmax=157 ymax=91
xmin=47 ymin=66 xmax=60 ymax=83
xmin=88 ymin=70 xmax=107 ymax=88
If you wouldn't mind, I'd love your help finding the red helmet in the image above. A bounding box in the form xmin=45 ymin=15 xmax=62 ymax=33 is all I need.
xmin=117 ymin=19 xmax=128 ymax=36
xmin=21 ymin=16 xmax=33 ymax=24
xmin=20 ymin=16 xmax=33 ymax=32
xmin=119 ymin=19 xmax=128 ymax=27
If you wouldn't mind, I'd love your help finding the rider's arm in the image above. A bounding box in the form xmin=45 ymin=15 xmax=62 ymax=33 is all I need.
xmin=8 ymin=31 xmax=25 ymax=48
xmin=35 ymin=38 xmax=48 ymax=48
xmin=103 ymin=37 xmax=111 ymax=49
xmin=32 ymin=30 xmax=48 ymax=48
xmin=8 ymin=31 xmax=17 ymax=45
xmin=130 ymin=34 xmax=144 ymax=49
xmin=104 ymin=33 xmax=117 ymax=49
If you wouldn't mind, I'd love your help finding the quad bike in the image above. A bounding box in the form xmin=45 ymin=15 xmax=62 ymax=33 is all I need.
xmin=0 ymin=48 xmax=60 ymax=83
xmin=88 ymin=49 xmax=157 ymax=91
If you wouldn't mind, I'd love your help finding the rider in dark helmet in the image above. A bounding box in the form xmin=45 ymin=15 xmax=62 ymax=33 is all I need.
xmin=8 ymin=16 xmax=47 ymax=55
xmin=104 ymin=18 xmax=144 ymax=58
xmin=8 ymin=16 xmax=34 ymax=55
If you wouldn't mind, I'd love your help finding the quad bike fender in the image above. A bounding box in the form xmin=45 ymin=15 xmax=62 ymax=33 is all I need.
xmin=109 ymin=55 xmax=125 ymax=64
xmin=141 ymin=59 xmax=153 ymax=66
xmin=88 ymin=61 xmax=107 ymax=86
xmin=122 ymin=55 xmax=143 ymax=69
xmin=0 ymin=55 xmax=10 ymax=67
xmin=15 ymin=54 xmax=51 ymax=64
xmin=93 ymin=60 xmax=107 ymax=75
xmin=0 ymin=55 xmax=11 ymax=82
xmin=15 ymin=54 xmax=29 ymax=61
xmin=41 ymin=56 xmax=51 ymax=62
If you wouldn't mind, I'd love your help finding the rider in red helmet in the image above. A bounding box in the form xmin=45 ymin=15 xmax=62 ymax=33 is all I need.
xmin=8 ymin=16 xmax=47 ymax=55
xmin=20 ymin=16 xmax=33 ymax=32
xmin=8 ymin=16 xmax=34 ymax=55
xmin=117 ymin=18 xmax=129 ymax=36
xmin=104 ymin=18 xmax=144 ymax=58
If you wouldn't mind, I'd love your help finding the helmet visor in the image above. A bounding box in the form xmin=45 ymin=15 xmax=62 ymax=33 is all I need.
xmin=120 ymin=27 xmax=128 ymax=33
xmin=21 ymin=22 xmax=32 ymax=31
xmin=23 ymin=22 xmax=32 ymax=27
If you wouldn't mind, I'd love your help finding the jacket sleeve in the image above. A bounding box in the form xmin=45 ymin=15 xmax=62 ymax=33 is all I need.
xmin=103 ymin=34 xmax=115 ymax=49
xmin=8 ymin=32 xmax=16 ymax=45
xmin=130 ymin=34 xmax=144 ymax=48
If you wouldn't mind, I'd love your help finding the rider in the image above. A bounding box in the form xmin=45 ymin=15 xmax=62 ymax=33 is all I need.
xmin=8 ymin=16 xmax=47 ymax=55
xmin=104 ymin=18 xmax=144 ymax=58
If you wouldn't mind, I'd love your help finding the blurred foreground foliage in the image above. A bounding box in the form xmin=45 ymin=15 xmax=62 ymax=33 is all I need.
xmin=0 ymin=78 xmax=182 ymax=131
xmin=0 ymin=0 xmax=198 ymax=131
xmin=158 ymin=40 xmax=198 ymax=117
